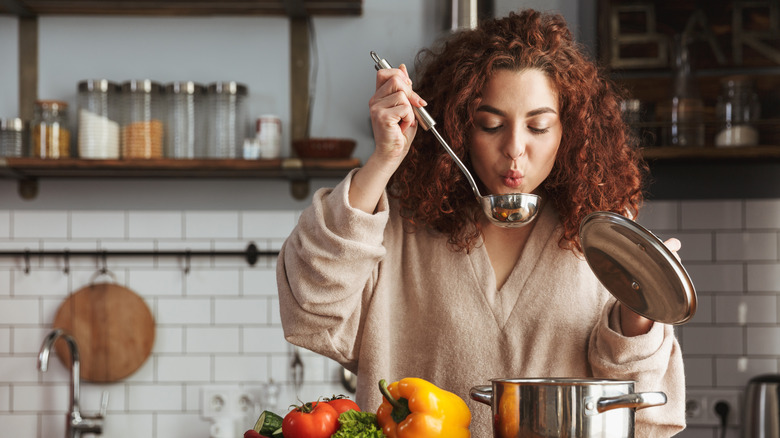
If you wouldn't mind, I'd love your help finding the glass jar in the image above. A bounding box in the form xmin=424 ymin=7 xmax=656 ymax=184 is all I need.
xmin=715 ymin=76 xmax=760 ymax=147
xmin=206 ymin=81 xmax=249 ymax=158
xmin=255 ymin=115 xmax=282 ymax=159
xmin=30 ymin=100 xmax=71 ymax=158
xmin=120 ymin=79 xmax=164 ymax=159
xmin=0 ymin=118 xmax=25 ymax=157
xmin=659 ymin=35 xmax=705 ymax=147
xmin=77 ymin=79 xmax=120 ymax=159
xmin=165 ymin=81 xmax=206 ymax=158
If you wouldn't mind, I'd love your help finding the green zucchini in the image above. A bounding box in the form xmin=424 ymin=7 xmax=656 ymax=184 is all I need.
xmin=253 ymin=410 xmax=284 ymax=437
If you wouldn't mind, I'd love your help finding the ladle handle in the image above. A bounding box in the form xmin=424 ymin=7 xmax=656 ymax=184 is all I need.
xmin=370 ymin=51 xmax=483 ymax=198
xmin=370 ymin=51 xmax=435 ymax=131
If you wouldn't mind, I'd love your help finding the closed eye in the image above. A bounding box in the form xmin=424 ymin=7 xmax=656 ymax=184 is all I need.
xmin=480 ymin=124 xmax=502 ymax=133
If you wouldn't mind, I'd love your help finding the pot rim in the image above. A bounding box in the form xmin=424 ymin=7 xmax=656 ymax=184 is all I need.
xmin=489 ymin=377 xmax=636 ymax=386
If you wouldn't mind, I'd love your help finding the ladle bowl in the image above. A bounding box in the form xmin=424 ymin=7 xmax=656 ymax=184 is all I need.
xmin=482 ymin=193 xmax=540 ymax=228
xmin=371 ymin=51 xmax=541 ymax=228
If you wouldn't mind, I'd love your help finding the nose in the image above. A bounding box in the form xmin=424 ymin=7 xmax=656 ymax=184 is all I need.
xmin=503 ymin=126 xmax=526 ymax=159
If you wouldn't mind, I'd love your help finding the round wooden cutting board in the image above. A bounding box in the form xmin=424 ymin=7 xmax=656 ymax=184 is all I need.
xmin=53 ymin=282 xmax=155 ymax=382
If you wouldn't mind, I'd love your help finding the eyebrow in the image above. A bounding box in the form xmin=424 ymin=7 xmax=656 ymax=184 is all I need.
xmin=476 ymin=104 xmax=558 ymax=117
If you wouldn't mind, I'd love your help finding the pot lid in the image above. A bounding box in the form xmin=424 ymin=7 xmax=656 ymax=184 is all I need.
xmin=579 ymin=211 xmax=697 ymax=325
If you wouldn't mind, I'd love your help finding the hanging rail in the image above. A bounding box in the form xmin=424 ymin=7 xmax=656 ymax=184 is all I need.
xmin=0 ymin=242 xmax=277 ymax=274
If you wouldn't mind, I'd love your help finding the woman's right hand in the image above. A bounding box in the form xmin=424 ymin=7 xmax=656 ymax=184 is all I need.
xmin=349 ymin=64 xmax=427 ymax=213
xmin=368 ymin=63 xmax=426 ymax=172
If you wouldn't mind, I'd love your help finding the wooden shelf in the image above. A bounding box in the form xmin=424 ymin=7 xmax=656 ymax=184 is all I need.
xmin=0 ymin=0 xmax=363 ymax=16
xmin=0 ymin=157 xmax=361 ymax=199
xmin=642 ymin=146 xmax=780 ymax=161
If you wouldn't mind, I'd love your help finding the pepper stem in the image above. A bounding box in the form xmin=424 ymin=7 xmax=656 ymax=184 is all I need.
xmin=378 ymin=379 xmax=411 ymax=423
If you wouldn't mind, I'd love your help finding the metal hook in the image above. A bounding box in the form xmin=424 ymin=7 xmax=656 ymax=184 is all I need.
xmin=63 ymin=250 xmax=70 ymax=275
xmin=291 ymin=346 xmax=304 ymax=398
xmin=184 ymin=251 xmax=191 ymax=275
xmin=100 ymin=250 xmax=108 ymax=275
xmin=23 ymin=249 xmax=30 ymax=274
xmin=89 ymin=251 xmax=117 ymax=285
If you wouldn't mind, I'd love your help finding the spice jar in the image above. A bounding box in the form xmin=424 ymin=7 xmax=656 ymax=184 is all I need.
xmin=206 ymin=81 xmax=249 ymax=158
xmin=165 ymin=81 xmax=206 ymax=158
xmin=78 ymin=79 xmax=120 ymax=159
xmin=120 ymin=79 xmax=164 ymax=159
xmin=255 ymin=115 xmax=282 ymax=159
xmin=0 ymin=118 xmax=25 ymax=157
xmin=31 ymin=100 xmax=71 ymax=158
xmin=715 ymin=76 xmax=760 ymax=147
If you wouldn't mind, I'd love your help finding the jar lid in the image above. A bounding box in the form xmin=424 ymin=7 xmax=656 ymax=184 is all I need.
xmin=121 ymin=79 xmax=163 ymax=93
xmin=0 ymin=118 xmax=24 ymax=131
xmin=78 ymin=79 xmax=120 ymax=93
xmin=165 ymin=81 xmax=206 ymax=94
xmin=207 ymin=81 xmax=248 ymax=96
xmin=35 ymin=100 xmax=68 ymax=110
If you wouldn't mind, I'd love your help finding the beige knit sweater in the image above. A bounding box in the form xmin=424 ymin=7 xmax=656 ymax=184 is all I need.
xmin=277 ymin=171 xmax=686 ymax=437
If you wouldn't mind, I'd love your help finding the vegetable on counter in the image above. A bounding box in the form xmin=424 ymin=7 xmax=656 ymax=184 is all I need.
xmin=253 ymin=410 xmax=284 ymax=437
xmin=282 ymin=400 xmax=340 ymax=438
xmin=376 ymin=378 xmax=471 ymax=438
xmin=325 ymin=394 xmax=361 ymax=414
xmin=331 ymin=409 xmax=385 ymax=438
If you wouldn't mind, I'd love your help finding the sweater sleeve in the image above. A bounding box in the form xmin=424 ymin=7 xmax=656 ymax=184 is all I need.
xmin=277 ymin=169 xmax=389 ymax=366
xmin=589 ymin=301 xmax=686 ymax=437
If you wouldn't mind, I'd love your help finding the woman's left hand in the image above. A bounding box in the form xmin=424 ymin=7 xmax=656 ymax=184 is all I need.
xmin=620 ymin=237 xmax=682 ymax=336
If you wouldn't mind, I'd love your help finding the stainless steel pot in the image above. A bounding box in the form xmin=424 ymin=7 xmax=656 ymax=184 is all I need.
xmin=470 ymin=378 xmax=667 ymax=438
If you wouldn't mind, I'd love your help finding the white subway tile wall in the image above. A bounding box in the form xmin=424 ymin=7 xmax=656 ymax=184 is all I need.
xmin=0 ymin=209 xmax=349 ymax=438
xmin=640 ymin=199 xmax=780 ymax=438
xmin=0 ymin=200 xmax=778 ymax=437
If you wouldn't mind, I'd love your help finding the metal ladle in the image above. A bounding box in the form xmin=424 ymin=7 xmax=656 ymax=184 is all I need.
xmin=370 ymin=51 xmax=540 ymax=228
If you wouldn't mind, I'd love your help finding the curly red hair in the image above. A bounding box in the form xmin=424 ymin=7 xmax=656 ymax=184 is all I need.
xmin=388 ymin=9 xmax=647 ymax=253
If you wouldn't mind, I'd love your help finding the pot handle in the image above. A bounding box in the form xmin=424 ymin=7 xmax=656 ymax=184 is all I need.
xmin=469 ymin=385 xmax=493 ymax=406
xmin=585 ymin=392 xmax=667 ymax=416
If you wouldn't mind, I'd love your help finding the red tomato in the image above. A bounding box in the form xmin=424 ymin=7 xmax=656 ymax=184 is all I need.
xmin=282 ymin=401 xmax=339 ymax=438
xmin=327 ymin=397 xmax=360 ymax=414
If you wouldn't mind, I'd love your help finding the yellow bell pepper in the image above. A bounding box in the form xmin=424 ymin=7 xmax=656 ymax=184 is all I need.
xmin=376 ymin=378 xmax=471 ymax=438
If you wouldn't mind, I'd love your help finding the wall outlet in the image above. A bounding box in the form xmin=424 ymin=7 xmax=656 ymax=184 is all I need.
xmin=201 ymin=386 xmax=257 ymax=420
xmin=201 ymin=386 xmax=234 ymax=418
xmin=686 ymin=389 xmax=741 ymax=427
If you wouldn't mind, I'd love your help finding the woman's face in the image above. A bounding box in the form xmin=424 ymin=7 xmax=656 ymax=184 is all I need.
xmin=469 ymin=68 xmax=562 ymax=197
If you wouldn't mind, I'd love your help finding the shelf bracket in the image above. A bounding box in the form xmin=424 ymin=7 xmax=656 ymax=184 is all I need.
xmin=18 ymin=178 xmax=38 ymax=199
xmin=282 ymin=158 xmax=309 ymax=200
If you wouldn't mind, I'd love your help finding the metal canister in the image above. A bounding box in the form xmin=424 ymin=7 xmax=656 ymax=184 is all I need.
xmin=206 ymin=81 xmax=248 ymax=158
xmin=0 ymin=118 xmax=25 ymax=157
xmin=120 ymin=79 xmax=164 ymax=159
xmin=165 ymin=81 xmax=206 ymax=159
xmin=77 ymin=79 xmax=120 ymax=159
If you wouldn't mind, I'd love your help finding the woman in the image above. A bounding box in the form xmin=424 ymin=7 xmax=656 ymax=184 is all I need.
xmin=277 ymin=9 xmax=686 ymax=437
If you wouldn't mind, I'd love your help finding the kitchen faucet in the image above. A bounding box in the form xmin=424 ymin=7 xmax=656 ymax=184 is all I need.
xmin=38 ymin=329 xmax=108 ymax=438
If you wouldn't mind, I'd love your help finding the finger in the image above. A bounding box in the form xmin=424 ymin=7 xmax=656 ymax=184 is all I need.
xmin=663 ymin=238 xmax=681 ymax=252
xmin=375 ymin=66 xmax=427 ymax=109
xmin=375 ymin=67 xmax=411 ymax=92
xmin=398 ymin=64 xmax=428 ymax=108
xmin=663 ymin=238 xmax=682 ymax=262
